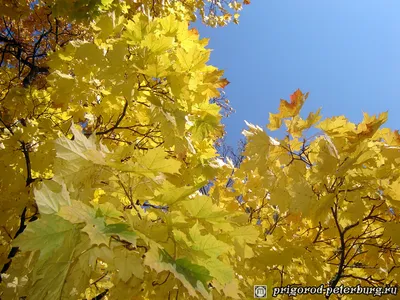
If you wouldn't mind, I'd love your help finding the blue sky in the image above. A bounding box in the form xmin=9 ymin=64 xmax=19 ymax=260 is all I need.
xmin=196 ymin=1 xmax=400 ymax=149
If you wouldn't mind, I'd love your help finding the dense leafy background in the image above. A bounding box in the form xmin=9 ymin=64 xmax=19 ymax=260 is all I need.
xmin=1 ymin=1 xmax=400 ymax=300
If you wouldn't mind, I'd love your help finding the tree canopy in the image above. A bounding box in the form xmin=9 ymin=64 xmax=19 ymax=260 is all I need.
xmin=1 ymin=1 xmax=400 ymax=300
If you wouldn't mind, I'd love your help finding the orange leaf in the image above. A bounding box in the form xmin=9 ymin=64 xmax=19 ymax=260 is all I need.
xmin=189 ymin=28 xmax=199 ymax=36
xmin=277 ymin=89 xmax=308 ymax=118
xmin=355 ymin=112 xmax=388 ymax=139
xmin=243 ymin=0 xmax=251 ymax=4
xmin=216 ymin=78 xmax=230 ymax=89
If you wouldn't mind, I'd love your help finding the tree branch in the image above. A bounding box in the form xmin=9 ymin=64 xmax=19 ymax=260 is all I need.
xmin=92 ymin=289 xmax=109 ymax=300
xmin=0 ymin=207 xmax=28 ymax=282
xmin=20 ymin=141 xmax=35 ymax=186
xmin=326 ymin=206 xmax=346 ymax=298
xmin=96 ymin=98 xmax=129 ymax=135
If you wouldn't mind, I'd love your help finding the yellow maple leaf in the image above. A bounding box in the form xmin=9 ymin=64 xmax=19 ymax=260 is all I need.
xmin=277 ymin=89 xmax=309 ymax=118
xmin=355 ymin=111 xmax=388 ymax=139
xmin=267 ymin=112 xmax=282 ymax=131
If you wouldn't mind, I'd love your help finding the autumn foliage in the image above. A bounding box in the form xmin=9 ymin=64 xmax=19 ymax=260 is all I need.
xmin=1 ymin=1 xmax=400 ymax=300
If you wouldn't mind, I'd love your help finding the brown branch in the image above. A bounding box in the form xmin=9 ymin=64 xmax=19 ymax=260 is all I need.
xmin=96 ymin=98 xmax=129 ymax=135
xmin=0 ymin=207 xmax=28 ymax=282
xmin=0 ymin=116 xmax=14 ymax=135
xmin=91 ymin=272 xmax=108 ymax=286
xmin=313 ymin=222 xmax=328 ymax=243
xmin=118 ymin=179 xmax=142 ymax=220
xmin=91 ymin=289 xmax=109 ymax=300
xmin=326 ymin=205 xmax=346 ymax=298
xmin=341 ymin=274 xmax=385 ymax=286
xmin=20 ymin=141 xmax=35 ymax=186
xmin=152 ymin=272 xmax=171 ymax=286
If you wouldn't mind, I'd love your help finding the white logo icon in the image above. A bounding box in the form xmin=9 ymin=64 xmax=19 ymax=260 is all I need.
xmin=254 ymin=285 xmax=267 ymax=298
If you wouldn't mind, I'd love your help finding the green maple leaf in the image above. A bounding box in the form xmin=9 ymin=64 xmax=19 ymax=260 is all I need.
xmin=103 ymin=223 xmax=137 ymax=245
xmin=189 ymin=222 xmax=231 ymax=258
xmin=201 ymin=258 xmax=234 ymax=285
xmin=13 ymin=215 xmax=83 ymax=300
xmin=144 ymin=245 xmax=211 ymax=298
xmin=34 ymin=180 xmax=71 ymax=214
xmin=174 ymin=258 xmax=212 ymax=289
xmin=59 ymin=200 xmax=136 ymax=246
xmin=13 ymin=214 xmax=78 ymax=261
xmin=81 ymin=217 xmax=109 ymax=246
